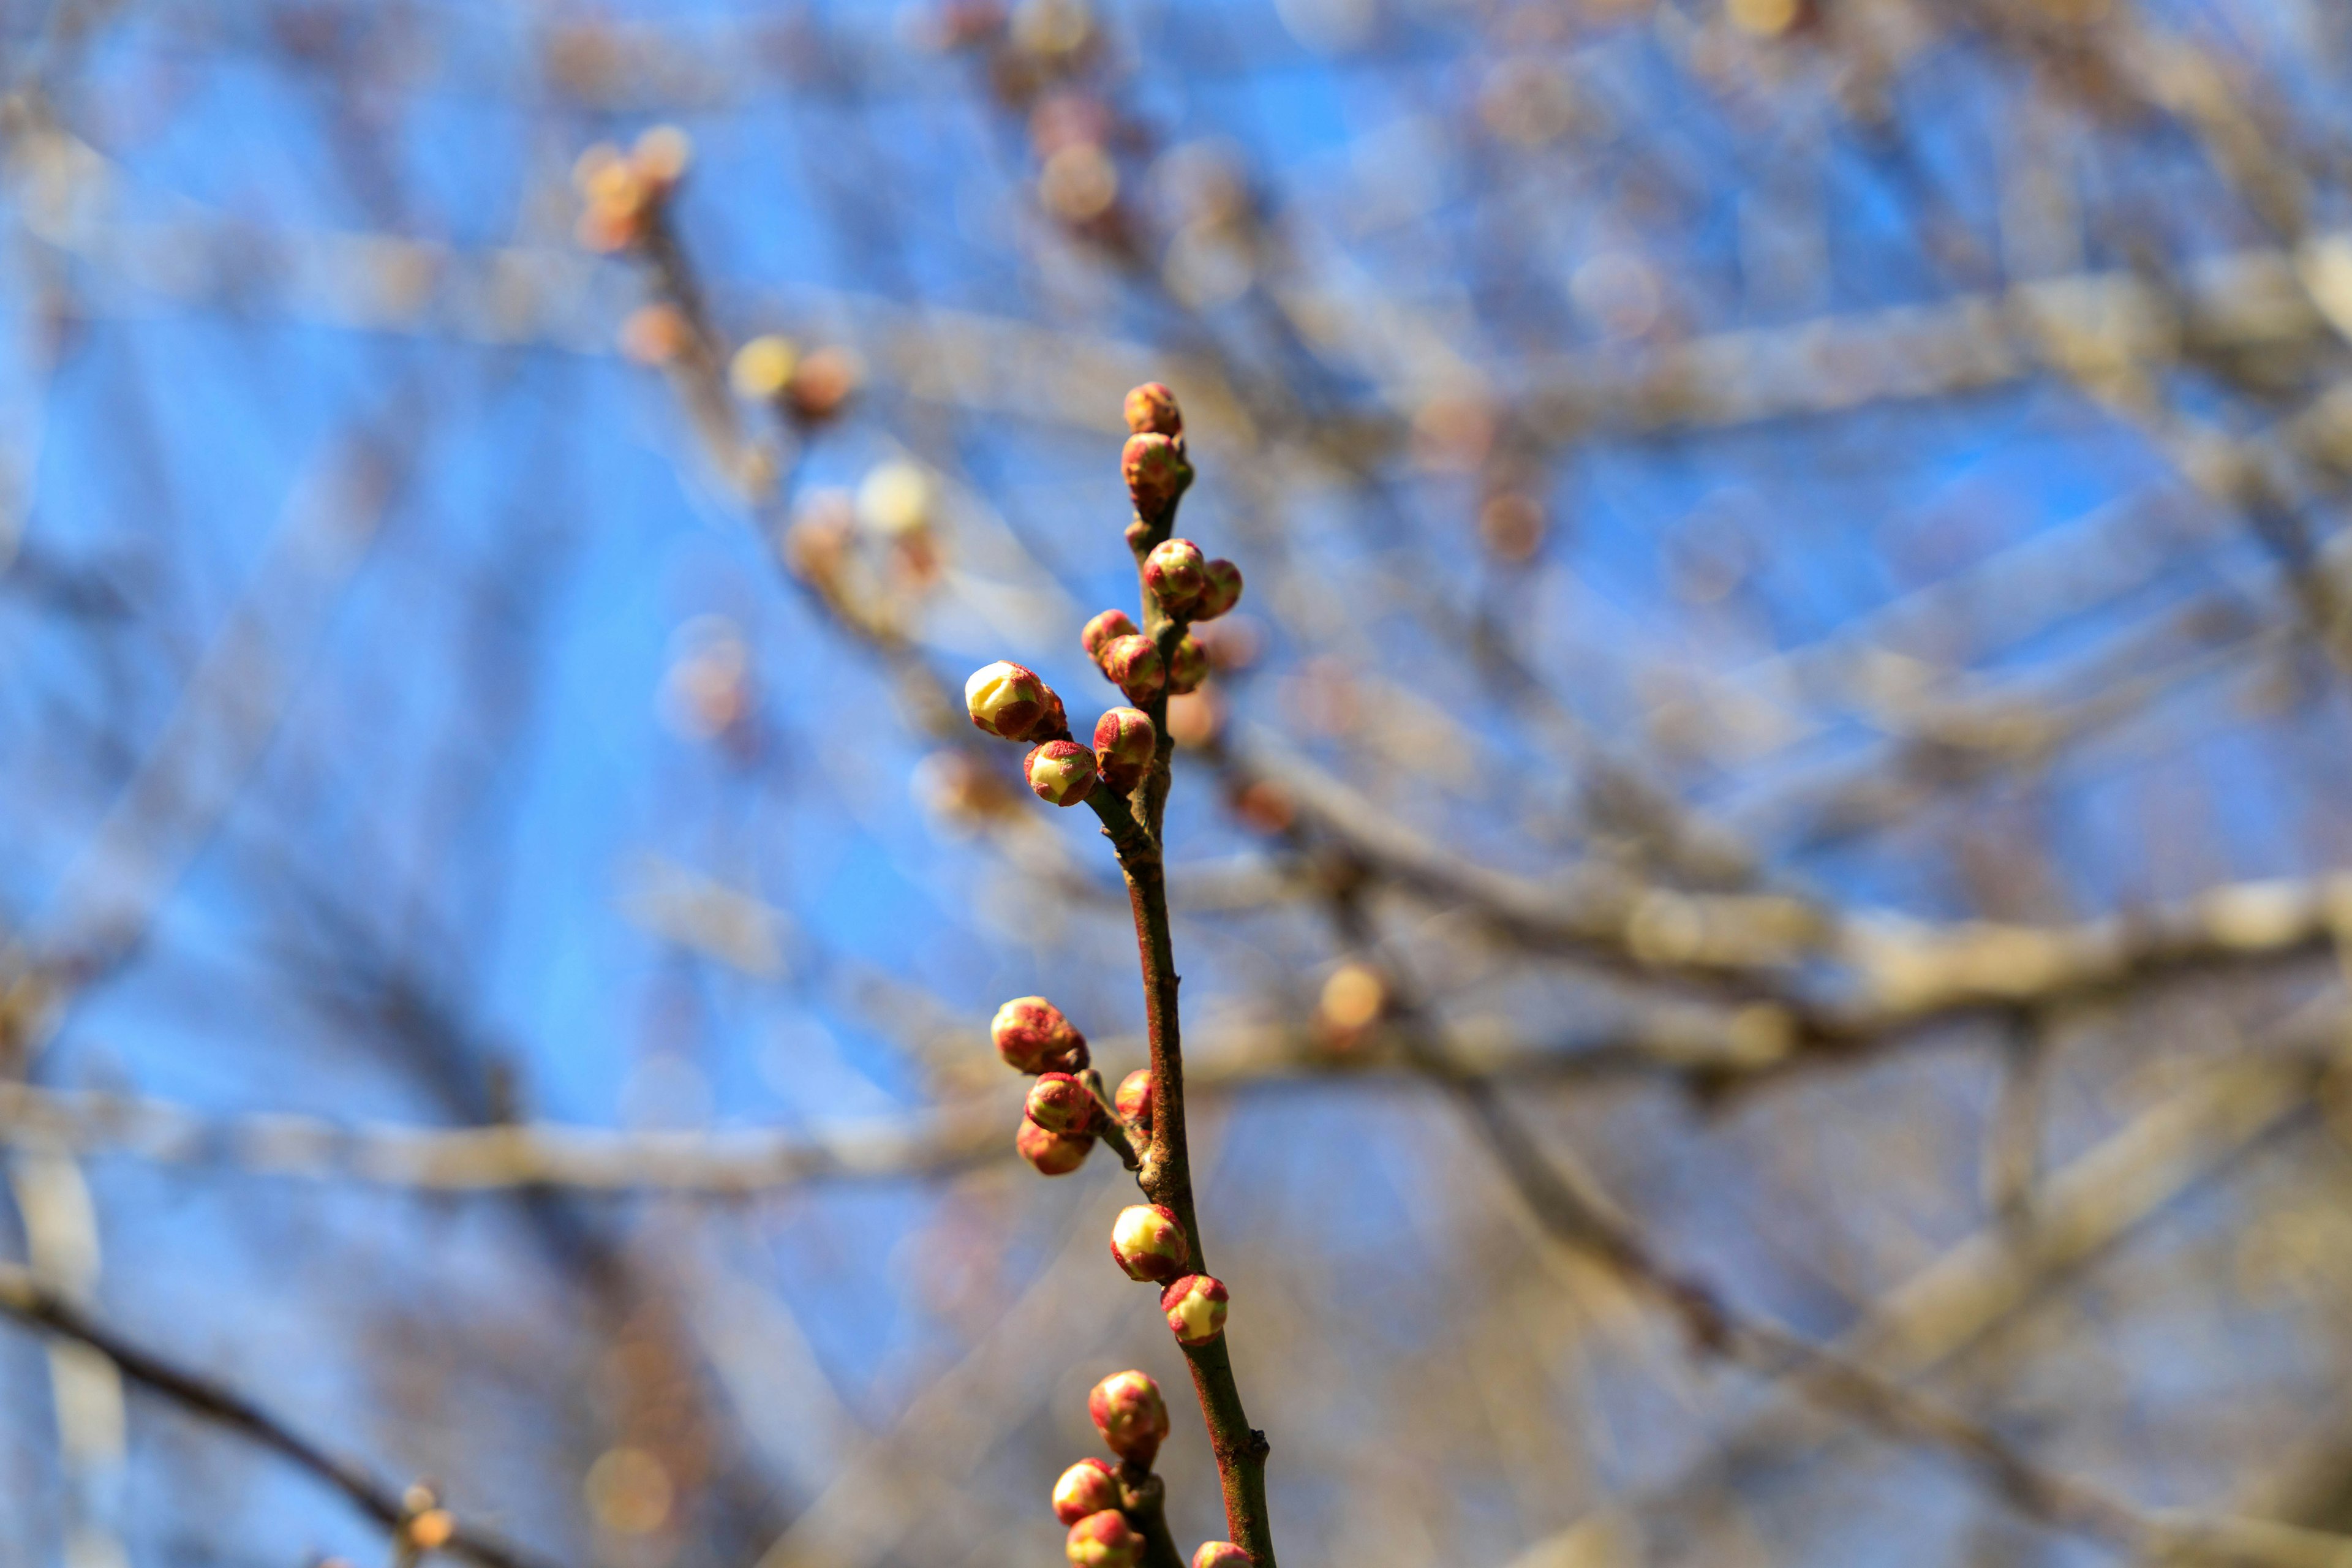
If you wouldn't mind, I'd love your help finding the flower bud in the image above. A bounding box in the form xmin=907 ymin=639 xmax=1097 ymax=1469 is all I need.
xmin=786 ymin=345 xmax=860 ymax=424
xmin=1098 ymin=635 xmax=1165 ymax=703
xmin=1143 ymin=538 xmax=1208 ymax=611
xmin=993 ymin=997 xmax=1089 ymax=1074
xmin=1025 ymin=741 xmax=1099 ymax=806
xmin=1110 ymin=1204 xmax=1191 ymax=1283
xmin=1018 ymin=1118 xmax=1095 ymax=1176
xmin=1160 ymin=1273 xmax=1230 ymax=1346
xmin=1122 ymin=433 xmax=1187 ymax=512
xmin=1166 ymin=634 xmax=1208 ymax=696
xmin=1123 ymin=382 xmax=1183 ymax=437
xmin=1093 ymin=707 xmax=1156 ymax=792
xmin=729 ymin=334 xmax=799 ymax=401
xmin=1082 ymin=608 xmax=1140 ymax=663
xmin=1114 ymin=1069 xmax=1153 ymax=1129
xmin=1053 ymin=1458 xmax=1122 ymax=1526
xmin=966 ymin=661 xmax=1052 ymax=741
xmin=1067 ymin=1510 xmax=1144 ymax=1568
xmin=1087 ymin=1370 xmax=1171 ymax=1466
xmin=1191 ymin=559 xmax=1243 ymax=620
xmin=1026 ymin=1072 xmax=1098 ymax=1135
xmin=1192 ymin=1545 xmax=1252 ymax=1568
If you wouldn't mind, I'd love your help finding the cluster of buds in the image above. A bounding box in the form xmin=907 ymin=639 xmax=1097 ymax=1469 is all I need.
xmin=573 ymin=127 xmax=691 ymax=253
xmin=728 ymin=334 xmax=861 ymax=426
xmin=993 ymin=997 xmax=1100 ymax=1174
xmin=1050 ymin=1371 xmax=1251 ymax=1567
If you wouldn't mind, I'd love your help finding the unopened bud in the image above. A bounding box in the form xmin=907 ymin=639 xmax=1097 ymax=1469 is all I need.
xmin=993 ymin=996 xmax=1089 ymax=1074
xmin=730 ymin=335 xmax=799 ymax=401
xmin=1110 ymin=1203 xmax=1191 ymax=1282
xmin=1143 ymin=538 xmax=1208 ymax=611
xmin=1160 ymin=1273 xmax=1230 ymax=1346
xmin=1082 ymin=608 xmax=1140 ymax=663
xmin=1025 ymin=741 xmax=1099 ymax=806
xmin=1067 ymin=1510 xmax=1144 ymax=1568
xmin=1122 ymin=433 xmax=1188 ymax=512
xmin=1192 ymin=559 xmax=1243 ymax=620
xmin=1026 ymin=1072 xmax=1098 ymax=1135
xmin=1093 ymin=707 xmax=1156 ymax=792
xmin=1193 ymin=1545 xmax=1252 ymax=1568
xmin=1018 ymin=1118 xmax=1095 ymax=1175
xmin=966 ymin=660 xmax=1052 ymax=741
xmin=1053 ymin=1458 xmax=1122 ymax=1526
xmin=1115 ymin=1068 xmax=1153 ymax=1129
xmin=1166 ymin=634 xmax=1208 ymax=696
xmin=1123 ymin=382 xmax=1183 ymax=437
xmin=1098 ymin=635 xmax=1165 ymax=703
xmin=786 ymin=345 xmax=860 ymax=423
xmin=1088 ymin=1370 xmax=1171 ymax=1465
xmin=633 ymin=125 xmax=693 ymax=190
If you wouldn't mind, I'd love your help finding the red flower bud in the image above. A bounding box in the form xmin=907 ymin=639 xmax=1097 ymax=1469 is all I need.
xmin=1088 ymin=1370 xmax=1171 ymax=1466
xmin=1160 ymin=1273 xmax=1230 ymax=1346
xmin=966 ymin=660 xmax=1053 ymax=741
xmin=1026 ymin=1072 xmax=1098 ymax=1135
xmin=1098 ymin=635 xmax=1165 ymax=703
xmin=1067 ymin=1510 xmax=1144 ymax=1568
xmin=1143 ymin=538 xmax=1208 ymax=611
xmin=1114 ymin=1069 xmax=1153 ymax=1129
xmin=1122 ymin=433 xmax=1188 ymax=511
xmin=1192 ymin=559 xmax=1243 ymax=620
xmin=1017 ymin=1118 xmax=1095 ymax=1175
xmin=1082 ymin=608 xmax=1140 ymax=663
xmin=1053 ymin=1458 xmax=1122 ymax=1526
xmin=1166 ymin=634 xmax=1208 ymax=696
xmin=1192 ymin=1545 xmax=1252 ymax=1568
xmin=1025 ymin=741 xmax=1099 ymax=806
xmin=1092 ymin=707 xmax=1156 ymax=792
xmin=1110 ymin=1204 xmax=1191 ymax=1283
xmin=1123 ymin=382 xmax=1183 ymax=438
xmin=993 ymin=997 xmax=1089 ymax=1074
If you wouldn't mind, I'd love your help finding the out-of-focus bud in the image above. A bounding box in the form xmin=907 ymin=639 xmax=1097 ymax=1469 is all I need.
xmin=633 ymin=125 xmax=693 ymax=192
xmin=1478 ymin=491 xmax=1547 ymax=562
xmin=1087 ymin=1370 xmax=1171 ymax=1466
xmin=1165 ymin=689 xmax=1223 ymax=750
xmin=1191 ymin=559 xmax=1243 ymax=620
xmin=1026 ymin=740 xmax=1099 ymax=806
xmin=730 ymin=335 xmax=799 ymax=401
xmin=1110 ymin=1203 xmax=1191 ymax=1282
xmin=1231 ymin=777 xmax=1294 ymax=834
xmin=1041 ymin=143 xmax=1120 ymax=225
xmin=966 ymin=661 xmax=1052 ymax=741
xmin=573 ymin=143 xmax=649 ymax=252
xmin=1166 ymin=634 xmax=1209 ymax=696
xmin=1026 ymin=1071 xmax=1098 ymax=1134
xmin=1053 ymin=1457 xmax=1122 ymax=1526
xmin=1123 ymin=382 xmax=1183 ymax=437
xmin=1099 ymin=635 xmax=1165 ymax=703
xmin=786 ymin=345 xmax=860 ymax=423
xmin=619 ymin=303 xmax=692 ymax=365
xmin=1082 ymin=609 xmax=1140 ymax=663
xmin=1143 ymin=538 xmax=1208 ymax=611
xmin=1092 ymin=707 xmax=1156 ymax=792
xmin=1114 ymin=1068 xmax=1153 ymax=1129
xmin=858 ymin=461 xmax=935 ymax=538
xmin=1160 ymin=1273 xmax=1229 ymax=1346
xmin=993 ymin=996 xmax=1090 ymax=1074
xmin=1316 ymin=962 xmax=1388 ymax=1049
xmin=1122 ymin=433 xmax=1188 ymax=512
xmin=1067 ymin=1510 xmax=1144 ymax=1568
xmin=1018 ymin=1118 xmax=1095 ymax=1175
xmin=1192 ymin=1545 xmax=1252 ymax=1568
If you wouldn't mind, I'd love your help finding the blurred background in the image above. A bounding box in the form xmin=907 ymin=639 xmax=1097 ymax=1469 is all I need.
xmin=4 ymin=0 xmax=2352 ymax=1564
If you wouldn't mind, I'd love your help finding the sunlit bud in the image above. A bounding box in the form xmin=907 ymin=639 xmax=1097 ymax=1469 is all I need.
xmin=1082 ymin=609 xmax=1140 ymax=663
xmin=1124 ymin=382 xmax=1183 ymax=437
xmin=786 ymin=345 xmax=860 ymax=423
xmin=407 ymin=1510 xmax=456 ymax=1550
xmin=730 ymin=335 xmax=799 ymax=401
xmin=619 ymin=304 xmax=692 ymax=366
xmin=1027 ymin=1072 xmax=1098 ymax=1135
xmin=1160 ymin=1273 xmax=1230 ymax=1346
xmin=1166 ymin=634 xmax=1209 ymax=696
xmin=857 ymin=461 xmax=934 ymax=537
xmin=1122 ymin=433 xmax=1188 ymax=511
xmin=1115 ymin=1068 xmax=1153 ymax=1129
xmin=1191 ymin=559 xmax=1243 ymax=620
xmin=1093 ymin=707 xmax=1156 ymax=792
xmin=1053 ymin=1458 xmax=1122 ymax=1526
xmin=1088 ymin=1370 xmax=1171 ymax=1466
xmin=1143 ymin=538 xmax=1207 ymax=611
xmin=572 ymin=142 xmax=626 ymax=196
xmin=1317 ymin=962 xmax=1387 ymax=1049
xmin=1192 ymin=1545 xmax=1252 ymax=1568
xmin=1026 ymin=741 xmax=1099 ymax=806
xmin=633 ymin=125 xmax=693 ymax=190
xmin=966 ymin=661 xmax=1052 ymax=741
xmin=1018 ymin=1118 xmax=1095 ymax=1175
xmin=1067 ymin=1510 xmax=1144 ymax=1568
xmin=1099 ymin=635 xmax=1165 ymax=703
xmin=1110 ymin=1203 xmax=1191 ymax=1283
xmin=993 ymin=996 xmax=1090 ymax=1074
